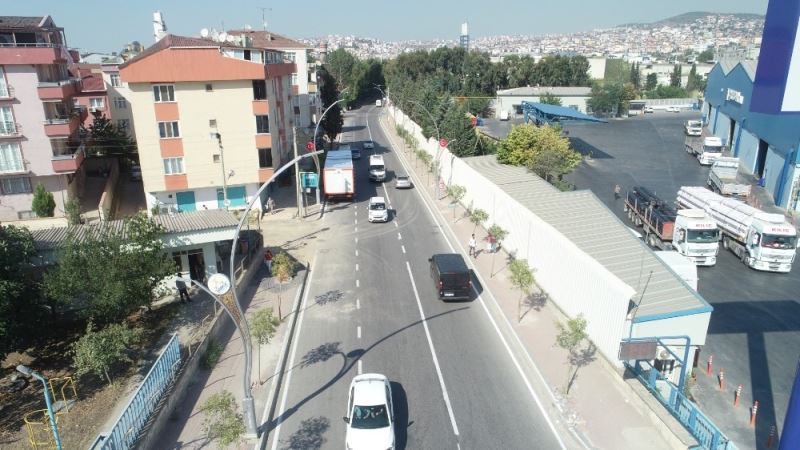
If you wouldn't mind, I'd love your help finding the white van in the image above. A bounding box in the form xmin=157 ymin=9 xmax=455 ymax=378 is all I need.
xmin=368 ymin=197 xmax=388 ymax=222
xmin=369 ymin=155 xmax=386 ymax=182
xmin=376 ymin=99 xmax=383 ymax=107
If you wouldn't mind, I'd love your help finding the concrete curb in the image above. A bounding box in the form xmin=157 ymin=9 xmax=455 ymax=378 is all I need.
xmin=255 ymin=257 xmax=313 ymax=450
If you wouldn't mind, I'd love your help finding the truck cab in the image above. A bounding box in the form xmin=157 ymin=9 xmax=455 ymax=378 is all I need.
xmin=742 ymin=214 xmax=798 ymax=273
xmin=698 ymin=137 xmax=724 ymax=165
xmin=672 ymin=209 xmax=720 ymax=266
xmin=684 ymin=120 xmax=702 ymax=136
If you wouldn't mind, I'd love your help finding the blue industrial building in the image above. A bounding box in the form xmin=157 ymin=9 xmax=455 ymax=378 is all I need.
xmin=703 ymin=60 xmax=800 ymax=212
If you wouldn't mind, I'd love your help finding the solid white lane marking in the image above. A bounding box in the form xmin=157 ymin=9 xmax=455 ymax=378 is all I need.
xmin=379 ymin=115 xmax=567 ymax=449
xmin=356 ymin=279 xmax=360 ymax=288
xmin=357 ymin=326 xmax=362 ymax=339
xmin=356 ymin=263 xmax=359 ymax=272
xmin=356 ymin=298 xmax=360 ymax=309
xmin=397 ymin=233 xmax=402 ymax=240
xmin=357 ymin=360 xmax=363 ymax=375
xmin=405 ymin=261 xmax=460 ymax=437
xmin=269 ymin=252 xmax=317 ymax=450
xmin=401 ymin=245 xmax=406 ymax=254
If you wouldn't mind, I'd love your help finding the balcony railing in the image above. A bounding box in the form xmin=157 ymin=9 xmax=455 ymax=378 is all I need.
xmin=37 ymin=79 xmax=78 ymax=100
xmin=0 ymin=121 xmax=23 ymax=138
xmin=0 ymin=42 xmax=64 ymax=48
xmin=0 ymin=84 xmax=14 ymax=100
xmin=51 ymin=143 xmax=85 ymax=173
xmin=43 ymin=115 xmax=79 ymax=137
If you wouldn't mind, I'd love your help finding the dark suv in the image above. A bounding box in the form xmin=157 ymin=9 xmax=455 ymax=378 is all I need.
xmin=428 ymin=254 xmax=471 ymax=300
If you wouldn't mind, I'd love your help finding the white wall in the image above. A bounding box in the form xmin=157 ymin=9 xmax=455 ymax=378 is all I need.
xmin=390 ymin=106 xmax=636 ymax=365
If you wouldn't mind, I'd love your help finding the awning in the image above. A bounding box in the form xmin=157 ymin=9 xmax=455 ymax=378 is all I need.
xmin=522 ymin=101 xmax=607 ymax=125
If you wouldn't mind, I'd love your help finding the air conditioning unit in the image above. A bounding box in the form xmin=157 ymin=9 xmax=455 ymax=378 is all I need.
xmin=89 ymin=107 xmax=98 ymax=112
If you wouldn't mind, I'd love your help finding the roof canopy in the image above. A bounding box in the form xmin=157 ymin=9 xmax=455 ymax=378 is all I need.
xmin=521 ymin=101 xmax=606 ymax=125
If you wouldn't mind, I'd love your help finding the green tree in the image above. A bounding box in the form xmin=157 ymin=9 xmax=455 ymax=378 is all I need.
xmin=670 ymin=64 xmax=683 ymax=88
xmin=0 ymin=225 xmax=43 ymax=359
xmin=72 ymin=321 xmax=143 ymax=384
xmin=487 ymin=224 xmax=508 ymax=277
xmin=64 ymin=198 xmax=81 ymax=226
xmin=325 ymin=48 xmax=357 ymax=94
xmin=43 ymin=213 xmax=176 ymax=323
xmin=645 ymin=73 xmax=658 ymax=91
xmin=250 ymin=308 xmax=280 ymax=384
xmin=555 ymin=315 xmax=592 ymax=395
xmin=496 ymin=124 xmax=582 ymax=185
xmin=84 ymin=110 xmax=136 ymax=156
xmin=509 ymin=258 xmax=535 ymax=322
xmin=272 ymin=252 xmax=296 ymax=320
xmin=440 ymin=103 xmax=482 ymax=158
xmin=630 ymin=63 xmax=641 ymax=90
xmin=698 ymin=47 xmax=715 ymax=63
xmin=539 ymin=92 xmax=563 ymax=106
xmin=201 ymin=390 xmax=245 ymax=448
xmin=446 ymin=184 xmax=466 ymax=220
xmin=31 ymin=183 xmax=56 ymax=217
xmin=587 ymin=82 xmax=637 ymax=117
xmin=468 ymin=208 xmax=489 ymax=233
xmin=317 ymin=68 xmax=344 ymax=145
xmin=649 ymin=85 xmax=689 ymax=99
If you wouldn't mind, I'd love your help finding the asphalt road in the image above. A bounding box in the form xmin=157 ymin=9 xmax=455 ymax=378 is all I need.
xmin=564 ymin=112 xmax=800 ymax=449
xmin=264 ymin=107 xmax=564 ymax=450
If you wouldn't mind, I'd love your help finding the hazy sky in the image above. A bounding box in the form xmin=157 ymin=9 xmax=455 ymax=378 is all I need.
xmin=5 ymin=0 xmax=770 ymax=53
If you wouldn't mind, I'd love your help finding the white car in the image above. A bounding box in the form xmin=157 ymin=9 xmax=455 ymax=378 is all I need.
xmin=667 ymin=106 xmax=680 ymax=113
xmin=344 ymin=374 xmax=395 ymax=450
xmin=368 ymin=196 xmax=388 ymax=223
xmin=644 ymin=106 xmax=654 ymax=114
xmin=395 ymin=175 xmax=412 ymax=189
xmin=363 ymin=141 xmax=375 ymax=149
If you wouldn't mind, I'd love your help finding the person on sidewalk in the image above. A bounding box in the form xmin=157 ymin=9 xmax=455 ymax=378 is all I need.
xmin=468 ymin=234 xmax=477 ymax=258
xmin=614 ymin=184 xmax=621 ymax=200
xmin=267 ymin=196 xmax=276 ymax=215
xmin=175 ymin=273 xmax=191 ymax=303
xmin=264 ymin=249 xmax=274 ymax=276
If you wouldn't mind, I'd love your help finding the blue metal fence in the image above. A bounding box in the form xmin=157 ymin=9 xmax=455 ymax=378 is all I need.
xmin=627 ymin=361 xmax=737 ymax=450
xmin=89 ymin=334 xmax=182 ymax=450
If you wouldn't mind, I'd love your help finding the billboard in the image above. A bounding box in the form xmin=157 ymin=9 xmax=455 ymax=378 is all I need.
xmin=751 ymin=0 xmax=800 ymax=114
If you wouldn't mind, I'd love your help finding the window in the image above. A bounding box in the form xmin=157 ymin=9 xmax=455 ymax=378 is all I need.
xmin=0 ymin=106 xmax=15 ymax=135
xmin=110 ymin=73 xmax=121 ymax=87
xmin=113 ymin=97 xmax=126 ymax=108
xmin=258 ymin=148 xmax=272 ymax=168
xmin=90 ymin=98 xmax=104 ymax=109
xmin=213 ymin=154 xmax=220 ymax=163
xmin=163 ymin=157 xmax=184 ymax=175
xmin=153 ymin=84 xmax=175 ymax=102
xmin=291 ymin=73 xmax=298 ymax=85
xmin=256 ymin=115 xmax=269 ymax=134
xmin=117 ymin=119 xmax=129 ymax=130
xmin=253 ymin=80 xmax=267 ymax=100
xmin=205 ymin=83 xmax=213 ymax=92
xmin=0 ymin=67 xmax=8 ymax=98
xmin=0 ymin=176 xmax=31 ymax=194
xmin=209 ymin=119 xmax=217 ymax=128
xmin=285 ymin=52 xmax=296 ymax=63
xmin=0 ymin=142 xmax=24 ymax=172
xmin=158 ymin=121 xmax=180 ymax=138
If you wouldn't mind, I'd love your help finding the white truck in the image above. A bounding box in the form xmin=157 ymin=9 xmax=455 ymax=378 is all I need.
xmin=684 ymin=120 xmax=702 ymax=136
xmin=654 ymin=251 xmax=699 ymax=291
xmin=368 ymin=154 xmax=386 ymax=182
xmin=707 ymin=157 xmax=751 ymax=198
xmin=323 ymin=150 xmax=355 ymax=200
xmin=677 ymin=186 xmax=798 ymax=272
xmin=686 ymin=135 xmax=725 ymax=165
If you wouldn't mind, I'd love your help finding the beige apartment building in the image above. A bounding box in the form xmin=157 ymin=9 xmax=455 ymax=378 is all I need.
xmin=120 ymin=34 xmax=295 ymax=213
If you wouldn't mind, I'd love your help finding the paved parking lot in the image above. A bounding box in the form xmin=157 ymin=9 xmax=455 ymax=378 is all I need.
xmin=563 ymin=112 xmax=800 ymax=449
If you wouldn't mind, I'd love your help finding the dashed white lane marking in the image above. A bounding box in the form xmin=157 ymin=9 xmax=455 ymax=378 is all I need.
xmin=355 ymin=227 xmax=358 ymax=233
xmin=394 ymin=221 xmax=398 ymax=228
xmin=354 ymin=211 xmax=357 ymax=216
xmin=355 ymin=219 xmax=358 ymax=225
xmin=405 ymin=261 xmax=460 ymax=437
xmin=355 ymin=249 xmax=359 ymax=257
xmin=356 ymin=263 xmax=359 ymax=272
xmin=357 ymin=326 xmax=362 ymax=339
xmin=401 ymin=245 xmax=406 ymax=254
xmin=397 ymin=232 xmax=402 ymax=240
xmin=357 ymin=360 xmax=363 ymax=375
xmin=355 ymin=237 xmax=358 ymax=244
xmin=356 ymin=279 xmax=360 ymax=288
xmin=356 ymin=298 xmax=360 ymax=309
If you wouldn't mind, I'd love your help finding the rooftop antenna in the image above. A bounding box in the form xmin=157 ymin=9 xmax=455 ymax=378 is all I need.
xmin=259 ymin=7 xmax=272 ymax=31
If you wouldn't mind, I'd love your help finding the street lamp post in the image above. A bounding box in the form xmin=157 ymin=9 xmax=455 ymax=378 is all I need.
xmin=16 ymin=365 xmax=62 ymax=450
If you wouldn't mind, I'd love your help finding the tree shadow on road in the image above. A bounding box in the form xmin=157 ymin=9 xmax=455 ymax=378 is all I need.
xmin=279 ymin=416 xmax=330 ymax=450
xmin=519 ymin=291 xmax=549 ymax=321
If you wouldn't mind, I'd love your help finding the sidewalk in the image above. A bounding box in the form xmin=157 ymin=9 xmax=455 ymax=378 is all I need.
xmin=380 ymin=112 xmax=694 ymax=450
xmin=144 ymin=185 xmax=326 ymax=450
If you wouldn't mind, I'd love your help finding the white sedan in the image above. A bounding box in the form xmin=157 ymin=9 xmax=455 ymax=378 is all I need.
xmin=344 ymin=374 xmax=394 ymax=450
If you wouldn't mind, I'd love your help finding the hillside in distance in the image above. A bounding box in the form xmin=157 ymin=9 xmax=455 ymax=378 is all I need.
xmin=619 ymin=11 xmax=764 ymax=28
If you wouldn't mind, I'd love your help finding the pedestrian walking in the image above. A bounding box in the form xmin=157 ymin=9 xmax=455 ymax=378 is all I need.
xmin=267 ymin=196 xmax=276 ymax=215
xmin=264 ymin=249 xmax=274 ymax=276
xmin=175 ymin=273 xmax=191 ymax=303
xmin=468 ymin=234 xmax=477 ymax=258
xmin=614 ymin=184 xmax=621 ymax=200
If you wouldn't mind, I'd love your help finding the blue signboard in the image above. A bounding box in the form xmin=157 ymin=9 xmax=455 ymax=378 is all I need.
xmin=752 ymin=0 xmax=800 ymax=114
xmin=300 ymin=172 xmax=319 ymax=189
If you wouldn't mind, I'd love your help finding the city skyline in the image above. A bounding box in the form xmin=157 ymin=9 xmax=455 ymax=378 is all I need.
xmin=4 ymin=0 xmax=768 ymax=54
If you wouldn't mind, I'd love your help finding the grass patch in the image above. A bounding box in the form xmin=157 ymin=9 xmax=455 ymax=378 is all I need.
xmin=201 ymin=339 xmax=224 ymax=370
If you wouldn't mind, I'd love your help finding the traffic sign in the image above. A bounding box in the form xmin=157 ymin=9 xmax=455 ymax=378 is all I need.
xmin=300 ymin=172 xmax=319 ymax=189
xmin=306 ymin=141 xmax=315 ymax=152
xmin=439 ymin=138 xmax=449 ymax=147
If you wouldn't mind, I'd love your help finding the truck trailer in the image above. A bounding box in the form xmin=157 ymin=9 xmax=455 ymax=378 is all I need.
xmin=677 ymin=186 xmax=798 ymax=272
xmin=323 ymin=150 xmax=355 ymax=200
xmin=707 ymin=157 xmax=751 ymax=198
xmin=625 ymin=186 xmax=720 ymax=265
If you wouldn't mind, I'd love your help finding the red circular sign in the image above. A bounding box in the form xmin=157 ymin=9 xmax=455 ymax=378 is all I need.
xmin=439 ymin=138 xmax=449 ymax=147
xmin=306 ymin=141 xmax=315 ymax=152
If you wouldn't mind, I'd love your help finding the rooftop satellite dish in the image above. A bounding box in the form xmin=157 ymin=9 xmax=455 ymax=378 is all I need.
xmin=200 ymin=28 xmax=209 ymax=38
xmin=218 ymin=32 xmax=228 ymax=42
xmin=211 ymin=29 xmax=220 ymax=41
xmin=226 ymin=35 xmax=235 ymax=43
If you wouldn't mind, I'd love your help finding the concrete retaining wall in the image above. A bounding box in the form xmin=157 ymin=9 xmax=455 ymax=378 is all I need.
xmin=98 ymin=159 xmax=120 ymax=221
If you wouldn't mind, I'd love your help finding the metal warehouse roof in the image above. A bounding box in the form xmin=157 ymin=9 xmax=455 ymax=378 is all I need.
xmin=463 ymin=155 xmax=712 ymax=320
xmin=497 ymin=86 xmax=592 ymax=97
xmin=31 ymin=210 xmax=240 ymax=250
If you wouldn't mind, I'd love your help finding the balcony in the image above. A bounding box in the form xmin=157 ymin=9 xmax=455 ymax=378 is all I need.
xmin=0 ymin=45 xmax=68 ymax=65
xmin=43 ymin=115 xmax=79 ymax=137
xmin=51 ymin=144 xmax=85 ymax=173
xmin=0 ymin=84 xmax=15 ymax=101
xmin=37 ymin=79 xmax=78 ymax=100
xmin=0 ymin=121 xmax=23 ymax=139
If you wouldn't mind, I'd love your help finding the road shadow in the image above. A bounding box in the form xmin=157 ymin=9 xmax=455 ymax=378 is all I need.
xmin=569 ymin=137 xmax=613 ymax=159
xmin=279 ymin=416 xmax=330 ymax=450
xmin=390 ymin=381 xmax=410 ymax=450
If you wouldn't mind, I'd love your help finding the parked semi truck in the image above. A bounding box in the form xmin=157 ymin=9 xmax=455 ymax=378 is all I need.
xmin=323 ymin=150 xmax=355 ymax=200
xmin=677 ymin=186 xmax=798 ymax=272
xmin=707 ymin=157 xmax=751 ymax=198
xmin=686 ymin=135 xmax=725 ymax=165
xmin=624 ymin=186 xmax=720 ymax=265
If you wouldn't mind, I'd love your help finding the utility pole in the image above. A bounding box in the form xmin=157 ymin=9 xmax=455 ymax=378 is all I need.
xmin=215 ymin=132 xmax=229 ymax=210
xmin=293 ymin=126 xmax=303 ymax=218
